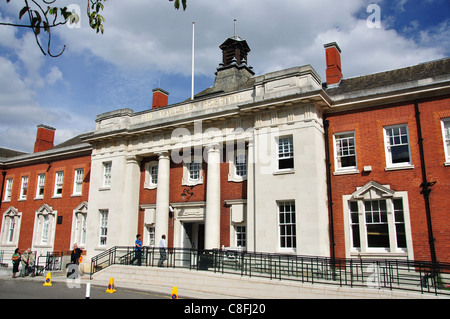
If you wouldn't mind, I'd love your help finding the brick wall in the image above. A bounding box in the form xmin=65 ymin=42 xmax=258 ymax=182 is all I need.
xmin=1 ymin=155 xmax=91 ymax=252
xmin=326 ymin=95 xmax=450 ymax=263
xmin=138 ymin=151 xmax=247 ymax=248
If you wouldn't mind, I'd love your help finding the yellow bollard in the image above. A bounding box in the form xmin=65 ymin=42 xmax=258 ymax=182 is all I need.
xmin=171 ymin=286 xmax=178 ymax=299
xmin=105 ymin=277 xmax=116 ymax=293
xmin=43 ymin=272 xmax=52 ymax=286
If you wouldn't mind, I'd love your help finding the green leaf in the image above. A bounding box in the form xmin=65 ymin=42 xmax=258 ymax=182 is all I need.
xmin=49 ymin=7 xmax=58 ymax=15
xmin=43 ymin=21 xmax=49 ymax=33
xmin=19 ymin=6 xmax=29 ymax=20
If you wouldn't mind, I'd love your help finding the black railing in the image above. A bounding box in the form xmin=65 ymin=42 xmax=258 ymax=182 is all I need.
xmin=90 ymin=247 xmax=450 ymax=296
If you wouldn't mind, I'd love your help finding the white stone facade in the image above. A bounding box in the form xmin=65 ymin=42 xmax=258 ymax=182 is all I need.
xmin=83 ymin=65 xmax=332 ymax=261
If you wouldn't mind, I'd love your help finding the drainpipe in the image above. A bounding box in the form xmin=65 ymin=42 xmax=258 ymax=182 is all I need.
xmin=323 ymin=117 xmax=336 ymax=269
xmin=414 ymin=101 xmax=437 ymax=266
xmin=0 ymin=171 xmax=6 ymax=212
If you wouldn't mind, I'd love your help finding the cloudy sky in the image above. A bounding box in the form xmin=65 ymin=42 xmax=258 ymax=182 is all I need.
xmin=0 ymin=0 xmax=449 ymax=152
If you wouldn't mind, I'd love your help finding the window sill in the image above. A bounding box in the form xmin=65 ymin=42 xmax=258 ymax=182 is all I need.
xmin=333 ymin=169 xmax=360 ymax=176
xmin=182 ymin=179 xmax=203 ymax=187
xmin=277 ymin=248 xmax=297 ymax=254
xmin=228 ymin=174 xmax=247 ymax=182
xmin=98 ymin=187 xmax=111 ymax=191
xmin=444 ymin=162 xmax=450 ymax=167
xmin=350 ymin=251 xmax=408 ymax=259
xmin=273 ymin=169 xmax=295 ymax=176
xmin=385 ymin=164 xmax=414 ymax=171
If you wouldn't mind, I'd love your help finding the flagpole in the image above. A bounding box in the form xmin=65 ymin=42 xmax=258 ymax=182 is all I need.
xmin=191 ymin=22 xmax=195 ymax=100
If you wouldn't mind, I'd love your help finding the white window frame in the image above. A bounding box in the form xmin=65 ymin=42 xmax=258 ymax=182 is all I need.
xmin=334 ymin=131 xmax=358 ymax=173
xmin=33 ymin=205 xmax=56 ymax=250
xmin=227 ymin=149 xmax=247 ymax=182
xmin=188 ymin=162 xmax=201 ymax=181
xmin=73 ymin=168 xmax=84 ymax=195
xmin=74 ymin=213 xmax=87 ymax=246
xmin=36 ymin=174 xmax=45 ymax=199
xmin=53 ymin=171 xmax=64 ymax=197
xmin=182 ymin=158 xmax=203 ymax=186
xmin=0 ymin=207 xmax=22 ymax=246
xmin=4 ymin=178 xmax=13 ymax=201
xmin=19 ymin=176 xmax=28 ymax=200
xmin=144 ymin=161 xmax=158 ymax=189
xmin=235 ymin=154 xmax=247 ymax=178
xmin=102 ymin=162 xmax=112 ymax=188
xmin=71 ymin=202 xmax=88 ymax=248
xmin=99 ymin=209 xmax=108 ymax=246
xmin=441 ymin=118 xmax=450 ymax=165
xmin=235 ymin=225 xmax=246 ymax=248
xmin=342 ymin=182 xmax=413 ymax=259
xmin=278 ymin=201 xmax=296 ymax=252
xmin=383 ymin=124 xmax=413 ymax=169
xmin=277 ymin=136 xmax=294 ymax=171
xmin=145 ymin=225 xmax=155 ymax=247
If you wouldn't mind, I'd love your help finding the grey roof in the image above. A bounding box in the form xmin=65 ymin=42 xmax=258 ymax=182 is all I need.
xmin=325 ymin=57 xmax=450 ymax=99
xmin=0 ymin=147 xmax=27 ymax=160
xmin=1 ymin=132 xmax=92 ymax=167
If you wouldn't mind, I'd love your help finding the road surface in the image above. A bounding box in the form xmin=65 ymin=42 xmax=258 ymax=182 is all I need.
xmin=0 ymin=277 xmax=167 ymax=299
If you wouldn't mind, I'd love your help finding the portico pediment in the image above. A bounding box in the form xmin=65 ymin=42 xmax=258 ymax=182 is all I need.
xmin=37 ymin=204 xmax=54 ymax=215
xmin=351 ymin=181 xmax=395 ymax=200
xmin=3 ymin=206 xmax=19 ymax=217
xmin=74 ymin=201 xmax=88 ymax=214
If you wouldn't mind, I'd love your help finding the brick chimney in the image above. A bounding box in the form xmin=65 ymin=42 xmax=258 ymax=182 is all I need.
xmin=152 ymin=88 xmax=169 ymax=109
xmin=324 ymin=42 xmax=343 ymax=85
xmin=34 ymin=124 xmax=56 ymax=153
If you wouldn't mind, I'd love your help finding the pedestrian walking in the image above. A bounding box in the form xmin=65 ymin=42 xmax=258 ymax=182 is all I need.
xmin=20 ymin=248 xmax=34 ymax=277
xmin=70 ymin=243 xmax=83 ymax=265
xmin=130 ymin=234 xmax=143 ymax=266
xmin=67 ymin=243 xmax=83 ymax=279
xmin=158 ymin=234 xmax=167 ymax=267
xmin=11 ymin=248 xmax=20 ymax=278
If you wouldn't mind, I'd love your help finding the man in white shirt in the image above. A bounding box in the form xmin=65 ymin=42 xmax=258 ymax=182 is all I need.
xmin=158 ymin=234 xmax=167 ymax=267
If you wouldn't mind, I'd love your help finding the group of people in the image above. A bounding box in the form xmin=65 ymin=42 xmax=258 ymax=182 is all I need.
xmin=10 ymin=244 xmax=83 ymax=279
xmin=10 ymin=236 xmax=166 ymax=278
xmin=10 ymin=248 xmax=35 ymax=278
xmin=130 ymin=234 xmax=167 ymax=267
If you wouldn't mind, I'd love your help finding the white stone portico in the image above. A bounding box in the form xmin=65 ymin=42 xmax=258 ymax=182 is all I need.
xmin=82 ymin=35 xmax=332 ymax=263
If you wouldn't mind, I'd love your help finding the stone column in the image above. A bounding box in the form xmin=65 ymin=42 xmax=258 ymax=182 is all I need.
xmin=246 ymin=138 xmax=255 ymax=252
xmin=155 ymin=152 xmax=170 ymax=244
xmin=122 ymin=155 xmax=142 ymax=246
xmin=204 ymin=144 xmax=221 ymax=249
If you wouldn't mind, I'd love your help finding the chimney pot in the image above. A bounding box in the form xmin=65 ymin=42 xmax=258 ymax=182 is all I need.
xmin=324 ymin=42 xmax=343 ymax=85
xmin=34 ymin=124 xmax=56 ymax=153
xmin=152 ymin=88 xmax=169 ymax=109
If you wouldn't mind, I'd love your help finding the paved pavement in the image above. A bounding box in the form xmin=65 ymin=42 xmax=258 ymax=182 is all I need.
xmin=0 ymin=276 xmax=167 ymax=299
xmin=0 ymin=267 xmax=235 ymax=299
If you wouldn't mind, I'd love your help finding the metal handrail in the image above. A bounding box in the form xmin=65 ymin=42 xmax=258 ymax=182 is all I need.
xmin=89 ymin=246 xmax=450 ymax=296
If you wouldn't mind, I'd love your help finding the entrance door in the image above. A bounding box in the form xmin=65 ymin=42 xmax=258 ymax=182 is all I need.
xmin=181 ymin=222 xmax=205 ymax=266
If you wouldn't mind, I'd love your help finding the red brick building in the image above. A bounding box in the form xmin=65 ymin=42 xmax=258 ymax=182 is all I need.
xmin=0 ymin=126 xmax=91 ymax=258
xmin=324 ymin=55 xmax=450 ymax=264
xmin=1 ymin=40 xmax=449 ymax=267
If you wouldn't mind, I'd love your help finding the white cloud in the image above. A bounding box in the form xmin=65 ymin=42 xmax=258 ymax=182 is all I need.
xmin=0 ymin=0 xmax=448 ymax=152
xmin=46 ymin=66 xmax=63 ymax=85
xmin=53 ymin=0 xmax=447 ymax=81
